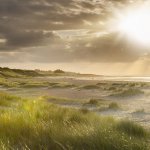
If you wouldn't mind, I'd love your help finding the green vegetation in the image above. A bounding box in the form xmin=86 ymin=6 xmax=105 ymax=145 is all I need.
xmin=83 ymin=99 xmax=109 ymax=107
xmin=110 ymin=88 xmax=144 ymax=97
xmin=97 ymin=81 xmax=150 ymax=91
xmin=108 ymin=102 xmax=120 ymax=110
xmin=116 ymin=120 xmax=147 ymax=138
xmin=83 ymin=99 xmax=121 ymax=112
xmin=79 ymin=107 xmax=90 ymax=114
xmin=54 ymin=69 xmax=65 ymax=73
xmin=0 ymin=78 xmax=19 ymax=87
xmin=133 ymin=109 xmax=145 ymax=114
xmin=0 ymin=67 xmax=42 ymax=77
xmin=0 ymin=67 xmax=82 ymax=78
xmin=87 ymin=99 xmax=99 ymax=105
xmin=97 ymin=102 xmax=121 ymax=112
xmin=0 ymin=77 xmax=76 ymax=89
xmin=0 ymin=67 xmax=149 ymax=92
xmin=41 ymin=95 xmax=80 ymax=104
xmin=21 ymin=82 xmax=49 ymax=88
xmin=0 ymin=67 xmax=150 ymax=149
xmin=0 ymin=78 xmax=48 ymax=88
xmin=0 ymin=92 xmax=149 ymax=150
xmin=81 ymin=85 xmax=100 ymax=89
xmin=0 ymin=92 xmax=20 ymax=107
xmin=50 ymin=82 xmax=76 ymax=88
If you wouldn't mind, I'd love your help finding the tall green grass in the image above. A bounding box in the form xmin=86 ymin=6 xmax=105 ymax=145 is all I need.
xmin=0 ymin=92 xmax=20 ymax=107
xmin=0 ymin=92 xmax=149 ymax=150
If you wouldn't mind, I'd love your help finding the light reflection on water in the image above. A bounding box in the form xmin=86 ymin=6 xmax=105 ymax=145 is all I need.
xmin=44 ymin=76 xmax=150 ymax=82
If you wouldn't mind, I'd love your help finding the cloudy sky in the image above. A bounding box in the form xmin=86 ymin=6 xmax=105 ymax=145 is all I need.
xmin=0 ymin=0 xmax=150 ymax=75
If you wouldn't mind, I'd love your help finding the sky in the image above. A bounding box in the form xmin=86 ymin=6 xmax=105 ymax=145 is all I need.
xmin=0 ymin=0 xmax=150 ymax=75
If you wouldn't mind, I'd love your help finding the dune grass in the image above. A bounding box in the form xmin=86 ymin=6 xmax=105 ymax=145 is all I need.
xmin=0 ymin=76 xmax=76 ymax=89
xmin=84 ymin=99 xmax=121 ymax=111
xmin=41 ymin=95 xmax=82 ymax=105
xmin=0 ymin=92 xmax=20 ymax=107
xmin=132 ymin=109 xmax=146 ymax=115
xmin=80 ymin=85 xmax=100 ymax=90
xmin=108 ymin=102 xmax=120 ymax=110
xmin=0 ymin=78 xmax=19 ymax=88
xmin=116 ymin=120 xmax=147 ymax=138
xmin=110 ymin=88 xmax=144 ymax=97
xmin=50 ymin=82 xmax=76 ymax=88
xmin=87 ymin=99 xmax=99 ymax=105
xmin=22 ymin=81 xmax=49 ymax=88
xmin=0 ymin=92 xmax=149 ymax=150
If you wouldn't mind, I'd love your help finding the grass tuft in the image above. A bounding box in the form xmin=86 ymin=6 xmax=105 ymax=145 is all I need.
xmin=133 ymin=109 xmax=145 ymax=114
xmin=110 ymin=88 xmax=144 ymax=97
xmin=108 ymin=102 xmax=120 ymax=110
xmin=87 ymin=99 xmax=99 ymax=105
xmin=81 ymin=85 xmax=100 ymax=89
xmin=116 ymin=120 xmax=148 ymax=138
xmin=0 ymin=92 xmax=20 ymax=107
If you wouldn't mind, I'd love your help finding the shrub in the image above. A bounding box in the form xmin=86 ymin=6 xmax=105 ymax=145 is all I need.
xmin=88 ymin=99 xmax=99 ymax=105
xmin=108 ymin=102 xmax=120 ymax=110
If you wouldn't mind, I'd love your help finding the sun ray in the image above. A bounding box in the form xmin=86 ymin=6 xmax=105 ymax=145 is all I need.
xmin=114 ymin=3 xmax=150 ymax=46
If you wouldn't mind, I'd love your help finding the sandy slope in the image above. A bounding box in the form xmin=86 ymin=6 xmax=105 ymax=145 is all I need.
xmin=3 ymin=76 xmax=150 ymax=128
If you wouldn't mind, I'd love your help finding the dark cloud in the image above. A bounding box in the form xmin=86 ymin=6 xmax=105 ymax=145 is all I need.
xmin=69 ymin=32 xmax=143 ymax=62
xmin=0 ymin=0 xmax=106 ymax=51
xmin=18 ymin=32 xmax=144 ymax=63
xmin=0 ymin=25 xmax=60 ymax=50
xmin=0 ymin=0 xmax=147 ymax=63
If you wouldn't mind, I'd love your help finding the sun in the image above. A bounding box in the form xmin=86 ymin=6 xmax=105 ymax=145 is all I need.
xmin=117 ymin=6 xmax=150 ymax=46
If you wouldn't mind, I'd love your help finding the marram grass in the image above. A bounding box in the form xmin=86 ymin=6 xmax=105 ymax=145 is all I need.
xmin=0 ymin=92 xmax=149 ymax=150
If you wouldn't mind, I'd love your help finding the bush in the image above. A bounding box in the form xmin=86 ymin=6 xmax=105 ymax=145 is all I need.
xmin=108 ymin=102 xmax=120 ymax=110
xmin=88 ymin=99 xmax=99 ymax=105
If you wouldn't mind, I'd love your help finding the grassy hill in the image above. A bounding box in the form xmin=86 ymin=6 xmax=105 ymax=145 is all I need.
xmin=0 ymin=67 xmax=97 ymax=78
xmin=0 ymin=67 xmax=45 ymax=78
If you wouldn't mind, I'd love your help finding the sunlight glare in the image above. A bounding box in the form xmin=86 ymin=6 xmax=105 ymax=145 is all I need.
xmin=118 ymin=7 xmax=150 ymax=45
